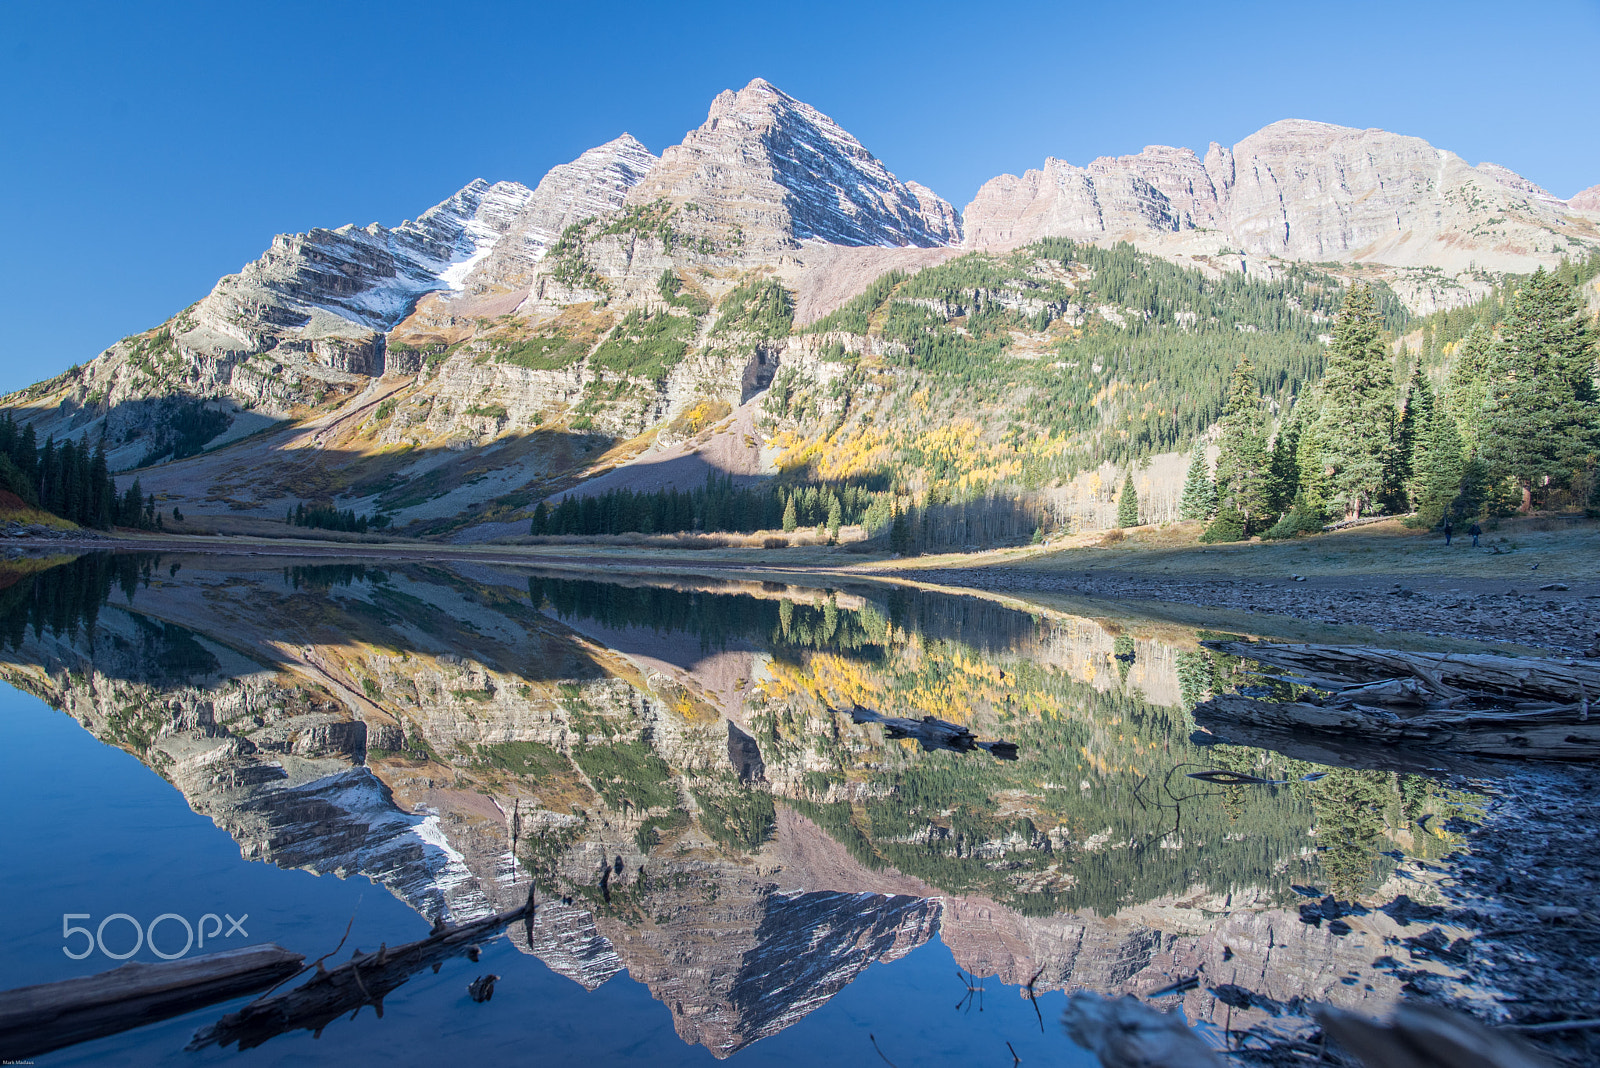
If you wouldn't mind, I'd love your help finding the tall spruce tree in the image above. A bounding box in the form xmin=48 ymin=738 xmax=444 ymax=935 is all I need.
xmin=1380 ymin=371 xmax=1420 ymax=513
xmin=1268 ymin=402 xmax=1305 ymax=515
xmin=1312 ymin=285 xmax=1397 ymax=519
xmin=1117 ymin=471 xmax=1139 ymax=528
xmin=1407 ymin=375 xmax=1466 ymax=527
xmin=1445 ymin=324 xmax=1492 ymax=450
xmin=1213 ymin=356 xmax=1271 ymax=532
xmin=1178 ymin=440 xmax=1216 ymax=521
xmin=1291 ymin=393 xmax=1330 ymax=523
xmin=1478 ymin=268 xmax=1599 ymax=510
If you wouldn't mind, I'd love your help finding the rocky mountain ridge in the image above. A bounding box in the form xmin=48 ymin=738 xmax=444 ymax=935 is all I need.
xmin=4 ymin=78 xmax=1595 ymax=537
xmin=963 ymin=118 xmax=1598 ymax=311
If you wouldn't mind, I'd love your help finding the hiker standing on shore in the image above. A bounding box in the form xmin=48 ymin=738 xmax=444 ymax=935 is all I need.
xmin=1443 ymin=518 xmax=1453 ymax=546
xmin=1469 ymin=522 xmax=1482 ymax=547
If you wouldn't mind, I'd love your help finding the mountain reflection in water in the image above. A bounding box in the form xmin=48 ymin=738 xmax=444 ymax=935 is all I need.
xmin=0 ymin=553 xmax=1485 ymax=1060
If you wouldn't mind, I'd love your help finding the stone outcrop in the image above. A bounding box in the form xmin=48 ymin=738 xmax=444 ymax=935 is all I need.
xmin=624 ymin=78 xmax=961 ymax=253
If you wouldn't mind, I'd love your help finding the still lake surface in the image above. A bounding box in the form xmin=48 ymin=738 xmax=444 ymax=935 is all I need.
xmin=0 ymin=553 xmax=1483 ymax=1065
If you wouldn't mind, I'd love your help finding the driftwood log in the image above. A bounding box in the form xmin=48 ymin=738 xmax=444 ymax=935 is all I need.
xmin=1203 ymin=640 xmax=1600 ymax=706
xmin=1188 ymin=722 xmax=1500 ymax=777
xmin=845 ymin=705 xmax=1018 ymax=760
xmin=1195 ymin=693 xmax=1600 ymax=760
xmin=1195 ymin=641 xmax=1600 ymax=761
xmin=188 ymin=888 xmax=535 ymax=1051
xmin=0 ymin=943 xmax=305 ymax=1060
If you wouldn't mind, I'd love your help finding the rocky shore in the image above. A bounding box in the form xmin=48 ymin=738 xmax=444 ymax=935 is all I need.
xmin=920 ymin=567 xmax=1600 ymax=655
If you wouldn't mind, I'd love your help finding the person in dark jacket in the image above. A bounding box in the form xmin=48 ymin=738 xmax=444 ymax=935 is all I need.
xmin=1443 ymin=518 xmax=1453 ymax=545
xmin=1469 ymin=522 xmax=1482 ymax=547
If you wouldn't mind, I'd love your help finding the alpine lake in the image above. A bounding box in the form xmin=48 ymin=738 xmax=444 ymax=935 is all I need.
xmin=0 ymin=551 xmax=1517 ymax=1065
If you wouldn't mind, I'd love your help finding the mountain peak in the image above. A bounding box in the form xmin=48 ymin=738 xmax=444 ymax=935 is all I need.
xmin=626 ymin=80 xmax=960 ymax=251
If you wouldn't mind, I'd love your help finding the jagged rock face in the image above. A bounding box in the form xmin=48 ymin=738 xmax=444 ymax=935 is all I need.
xmin=962 ymin=146 xmax=1224 ymax=247
xmin=194 ymin=177 xmax=535 ymax=343
xmin=964 ymin=118 xmax=1598 ymax=278
xmin=624 ymin=78 xmax=960 ymax=253
xmin=466 ymin=135 xmax=660 ymax=292
xmin=1224 ymin=120 xmax=1574 ymax=267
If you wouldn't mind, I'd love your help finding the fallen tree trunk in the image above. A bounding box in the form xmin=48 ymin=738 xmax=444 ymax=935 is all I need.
xmin=1202 ymin=640 xmax=1600 ymax=705
xmin=188 ymin=889 xmax=535 ymax=1051
xmin=1189 ymin=723 xmax=1500 ymax=777
xmin=0 ymin=943 xmax=305 ymax=1060
xmin=845 ymin=705 xmax=1018 ymax=760
xmin=1194 ymin=693 xmax=1600 ymax=761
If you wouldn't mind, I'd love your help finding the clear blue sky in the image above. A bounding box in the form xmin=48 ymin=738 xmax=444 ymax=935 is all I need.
xmin=3 ymin=0 xmax=1597 ymax=392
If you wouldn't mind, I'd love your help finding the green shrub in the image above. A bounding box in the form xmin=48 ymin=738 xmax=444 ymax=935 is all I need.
xmin=1262 ymin=509 xmax=1314 ymax=540
xmin=472 ymin=740 xmax=570 ymax=778
xmin=1199 ymin=508 xmax=1247 ymax=543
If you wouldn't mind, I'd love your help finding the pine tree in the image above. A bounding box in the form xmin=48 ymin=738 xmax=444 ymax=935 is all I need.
xmin=1117 ymin=471 xmax=1139 ymax=528
xmin=1293 ymin=396 xmax=1330 ymax=523
xmin=781 ymin=493 xmax=798 ymax=533
xmin=1478 ymin=268 xmax=1598 ymax=510
xmin=889 ymin=500 xmax=910 ymax=555
xmin=1178 ymin=441 xmax=1216 ymax=521
xmin=1312 ymin=285 xmax=1397 ymax=519
xmin=1407 ymin=375 xmax=1466 ymax=527
xmin=1445 ymin=324 xmax=1492 ymax=450
xmin=826 ymin=493 xmax=842 ymax=540
xmin=90 ymin=440 xmax=112 ymax=529
xmin=1213 ymin=356 xmax=1271 ymax=531
xmin=1381 ymin=372 xmax=1421 ymax=513
xmin=1267 ymin=403 xmax=1304 ymax=515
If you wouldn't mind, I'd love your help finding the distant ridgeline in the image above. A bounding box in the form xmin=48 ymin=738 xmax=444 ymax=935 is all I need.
xmin=0 ymin=413 xmax=165 ymax=530
xmin=1185 ymin=253 xmax=1600 ymax=543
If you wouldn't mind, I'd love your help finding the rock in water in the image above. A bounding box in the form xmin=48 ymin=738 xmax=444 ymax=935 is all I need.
xmin=1060 ymin=992 xmax=1227 ymax=1068
xmin=466 ymin=974 xmax=498 ymax=1003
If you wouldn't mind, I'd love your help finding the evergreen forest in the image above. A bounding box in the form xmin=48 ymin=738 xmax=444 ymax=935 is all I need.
xmin=0 ymin=412 xmax=165 ymax=530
